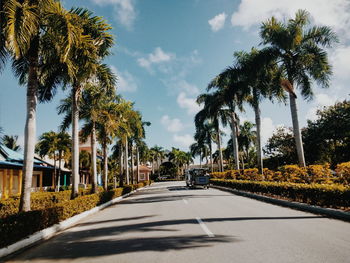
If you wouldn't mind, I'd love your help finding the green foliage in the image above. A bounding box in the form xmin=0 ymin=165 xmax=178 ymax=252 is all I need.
xmin=211 ymin=162 xmax=348 ymax=185
xmin=264 ymin=101 xmax=350 ymax=168
xmin=211 ymin=179 xmax=350 ymax=209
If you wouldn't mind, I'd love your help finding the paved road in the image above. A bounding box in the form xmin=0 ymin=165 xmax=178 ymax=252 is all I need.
xmin=6 ymin=182 xmax=350 ymax=263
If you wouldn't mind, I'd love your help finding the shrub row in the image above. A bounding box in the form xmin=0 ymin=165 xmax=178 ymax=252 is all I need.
xmin=211 ymin=179 xmax=350 ymax=209
xmin=0 ymin=187 xmax=100 ymax=218
xmin=211 ymin=162 xmax=350 ymax=185
xmin=0 ymin=181 xmax=151 ymax=248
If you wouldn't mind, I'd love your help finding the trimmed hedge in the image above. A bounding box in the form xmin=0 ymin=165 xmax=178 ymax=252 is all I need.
xmin=211 ymin=162 xmax=350 ymax=185
xmin=211 ymin=179 xmax=350 ymax=209
xmin=0 ymin=181 xmax=151 ymax=248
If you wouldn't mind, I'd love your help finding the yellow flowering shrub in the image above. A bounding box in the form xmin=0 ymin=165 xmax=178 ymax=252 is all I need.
xmin=335 ymin=162 xmax=350 ymax=185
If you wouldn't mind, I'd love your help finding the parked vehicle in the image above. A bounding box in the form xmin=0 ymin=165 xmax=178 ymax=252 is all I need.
xmin=185 ymin=168 xmax=210 ymax=189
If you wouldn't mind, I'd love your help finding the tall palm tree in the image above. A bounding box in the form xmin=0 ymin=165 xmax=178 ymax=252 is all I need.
xmin=194 ymin=122 xmax=216 ymax=172
xmin=207 ymin=70 xmax=246 ymax=171
xmin=61 ymin=9 xmax=114 ymax=198
xmin=150 ymin=145 xmax=165 ymax=174
xmin=56 ymin=132 xmax=71 ymax=189
xmin=58 ymin=67 xmax=116 ymax=193
xmin=238 ymin=121 xmax=257 ymax=169
xmin=2 ymin=0 xmax=88 ymax=211
xmin=260 ymin=10 xmax=337 ymax=167
xmin=190 ymin=142 xmax=209 ymax=168
xmin=2 ymin=135 xmax=21 ymax=151
xmin=196 ymin=92 xmax=230 ymax=172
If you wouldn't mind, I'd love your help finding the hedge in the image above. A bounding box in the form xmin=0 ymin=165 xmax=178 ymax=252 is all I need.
xmin=211 ymin=162 xmax=350 ymax=185
xmin=0 ymin=181 xmax=151 ymax=248
xmin=211 ymin=179 xmax=350 ymax=209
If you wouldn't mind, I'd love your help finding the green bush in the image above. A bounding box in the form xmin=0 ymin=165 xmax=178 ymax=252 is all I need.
xmin=0 ymin=181 xmax=152 ymax=248
xmin=211 ymin=179 xmax=350 ymax=208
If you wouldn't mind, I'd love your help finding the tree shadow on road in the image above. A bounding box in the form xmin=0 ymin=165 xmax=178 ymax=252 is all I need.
xmin=9 ymin=215 xmax=325 ymax=261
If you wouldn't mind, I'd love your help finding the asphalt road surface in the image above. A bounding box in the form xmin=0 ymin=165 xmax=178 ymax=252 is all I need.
xmin=5 ymin=181 xmax=350 ymax=263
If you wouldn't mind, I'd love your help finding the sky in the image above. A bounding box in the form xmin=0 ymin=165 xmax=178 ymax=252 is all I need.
xmin=0 ymin=0 xmax=350 ymax=157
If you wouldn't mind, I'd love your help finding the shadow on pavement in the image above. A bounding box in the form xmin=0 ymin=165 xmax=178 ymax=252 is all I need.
xmin=16 ymin=235 xmax=234 ymax=260
xmin=76 ymin=215 xmax=157 ymax=227
xmin=8 ymin=215 xmax=325 ymax=261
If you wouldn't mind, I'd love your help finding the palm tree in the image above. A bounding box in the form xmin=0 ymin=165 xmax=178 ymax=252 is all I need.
xmin=260 ymin=10 xmax=337 ymax=167
xmin=2 ymin=0 xmax=88 ymax=211
xmin=150 ymin=146 xmax=165 ymax=174
xmin=36 ymin=131 xmax=58 ymax=187
xmin=59 ymin=8 xmax=114 ymax=198
xmin=2 ymin=135 xmax=21 ymax=151
xmin=190 ymin=142 xmax=208 ymax=168
xmin=238 ymin=121 xmax=257 ymax=169
xmin=58 ymin=67 xmax=116 ymax=193
xmin=194 ymin=122 xmax=216 ymax=172
xmin=196 ymin=92 xmax=230 ymax=172
xmin=56 ymin=132 xmax=71 ymax=189
xmin=207 ymin=70 xmax=246 ymax=171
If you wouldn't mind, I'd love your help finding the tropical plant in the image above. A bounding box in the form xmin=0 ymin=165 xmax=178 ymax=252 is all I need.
xmin=1 ymin=0 xmax=91 ymax=211
xmin=196 ymin=92 xmax=230 ymax=172
xmin=2 ymin=135 xmax=21 ymax=151
xmin=260 ymin=9 xmax=338 ymax=167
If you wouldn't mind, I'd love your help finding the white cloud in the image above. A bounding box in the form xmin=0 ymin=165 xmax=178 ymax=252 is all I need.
xmin=331 ymin=45 xmax=350 ymax=82
xmin=261 ymin=117 xmax=277 ymax=145
xmin=306 ymin=93 xmax=338 ymax=121
xmin=208 ymin=12 xmax=227 ymax=32
xmin=177 ymin=92 xmax=202 ymax=115
xmin=173 ymin=134 xmax=195 ymax=148
xmin=137 ymin=47 xmax=175 ymax=71
xmin=91 ymin=0 xmax=136 ymax=29
xmin=111 ymin=66 xmax=138 ymax=92
xmin=231 ymin=0 xmax=350 ymax=39
xmin=160 ymin=115 xmax=184 ymax=133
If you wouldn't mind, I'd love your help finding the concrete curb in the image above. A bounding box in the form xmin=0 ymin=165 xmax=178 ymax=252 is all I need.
xmin=0 ymin=186 xmax=149 ymax=259
xmin=212 ymin=185 xmax=350 ymax=222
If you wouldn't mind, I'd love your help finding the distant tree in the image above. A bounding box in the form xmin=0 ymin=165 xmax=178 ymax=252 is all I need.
xmin=263 ymin=127 xmax=298 ymax=169
xmin=303 ymin=100 xmax=350 ymax=167
xmin=3 ymin=135 xmax=21 ymax=151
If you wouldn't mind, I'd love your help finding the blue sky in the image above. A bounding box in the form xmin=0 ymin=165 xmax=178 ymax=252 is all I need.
xmin=1 ymin=0 xmax=350 ymax=156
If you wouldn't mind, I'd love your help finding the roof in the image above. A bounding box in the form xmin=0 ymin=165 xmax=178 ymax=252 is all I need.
xmin=0 ymin=145 xmax=54 ymax=170
xmin=137 ymin=165 xmax=152 ymax=172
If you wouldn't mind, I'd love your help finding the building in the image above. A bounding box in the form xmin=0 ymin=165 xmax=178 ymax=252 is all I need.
xmin=136 ymin=165 xmax=152 ymax=182
xmin=0 ymin=145 xmax=69 ymax=199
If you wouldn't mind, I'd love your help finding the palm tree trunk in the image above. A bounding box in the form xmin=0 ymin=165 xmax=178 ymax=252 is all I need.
xmin=289 ymin=93 xmax=306 ymax=167
xmin=103 ymin=141 xmax=108 ymax=190
xmin=119 ymin=141 xmax=124 ymax=187
xmin=230 ymin=112 xmax=240 ymax=170
xmin=130 ymin=142 xmax=134 ymax=184
xmin=253 ymin=102 xmax=263 ymax=173
xmin=91 ymin=123 xmax=98 ymax=193
xmin=216 ymin=122 xmax=224 ymax=172
xmin=19 ymin=46 xmax=39 ymax=212
xmin=199 ymin=150 xmax=202 ymax=168
xmin=125 ymin=137 xmax=129 ymax=184
xmin=53 ymin=155 xmax=57 ymax=191
xmin=151 ymin=157 xmax=154 ymax=174
xmin=209 ymin=141 xmax=213 ymax=173
xmin=58 ymin=151 xmax=62 ymax=190
xmin=136 ymin=146 xmax=140 ymax=183
xmin=71 ymin=86 xmax=80 ymax=199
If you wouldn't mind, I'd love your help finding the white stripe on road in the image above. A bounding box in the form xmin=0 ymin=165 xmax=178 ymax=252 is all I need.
xmin=196 ymin=217 xmax=215 ymax=237
xmin=183 ymin=199 xmax=188 ymax=204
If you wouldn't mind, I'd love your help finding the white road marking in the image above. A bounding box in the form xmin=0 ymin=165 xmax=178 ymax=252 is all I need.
xmin=196 ymin=217 xmax=215 ymax=237
xmin=183 ymin=199 xmax=188 ymax=204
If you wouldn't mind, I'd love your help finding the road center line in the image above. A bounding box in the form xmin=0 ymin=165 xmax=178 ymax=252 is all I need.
xmin=183 ymin=199 xmax=188 ymax=204
xmin=196 ymin=217 xmax=215 ymax=237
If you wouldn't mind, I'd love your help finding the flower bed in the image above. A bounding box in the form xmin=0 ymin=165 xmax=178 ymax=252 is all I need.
xmin=211 ymin=179 xmax=350 ymax=209
xmin=211 ymin=162 xmax=350 ymax=185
